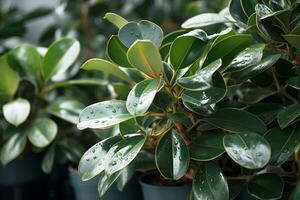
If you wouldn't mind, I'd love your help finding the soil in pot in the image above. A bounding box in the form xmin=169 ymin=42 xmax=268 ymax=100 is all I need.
xmin=139 ymin=173 xmax=191 ymax=200
xmin=69 ymin=167 xmax=142 ymax=200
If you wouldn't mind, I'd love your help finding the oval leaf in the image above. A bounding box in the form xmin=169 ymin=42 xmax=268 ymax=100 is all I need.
xmin=77 ymin=100 xmax=133 ymax=130
xmin=118 ymin=20 xmax=163 ymax=48
xmin=79 ymin=136 xmax=121 ymax=181
xmin=106 ymin=35 xmax=131 ymax=68
xmin=126 ymin=78 xmax=163 ymax=115
xmin=43 ymin=38 xmax=80 ymax=80
xmin=277 ymin=103 xmax=300 ymax=129
xmin=248 ymin=173 xmax=284 ymax=200
xmin=182 ymin=13 xmax=230 ymax=29
xmin=81 ymin=58 xmax=133 ymax=84
xmin=127 ymin=40 xmax=163 ymax=78
xmin=155 ymin=130 xmax=189 ymax=180
xmin=264 ymin=127 xmax=300 ymax=166
xmin=192 ymin=162 xmax=229 ymax=200
xmin=104 ymin=12 xmax=128 ymax=29
xmin=27 ymin=118 xmax=58 ymax=148
xmin=223 ymin=132 xmax=271 ymax=169
xmin=204 ymin=108 xmax=267 ymax=134
xmin=3 ymin=98 xmax=30 ymax=127
xmin=105 ymin=134 xmax=146 ymax=175
xmin=190 ymin=130 xmax=225 ymax=161
xmin=0 ymin=132 xmax=27 ymax=165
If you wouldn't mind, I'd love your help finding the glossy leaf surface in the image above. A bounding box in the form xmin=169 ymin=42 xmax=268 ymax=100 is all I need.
xmin=3 ymin=98 xmax=30 ymax=127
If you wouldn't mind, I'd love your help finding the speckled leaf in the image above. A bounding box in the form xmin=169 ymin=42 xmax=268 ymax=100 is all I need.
xmin=126 ymin=78 xmax=163 ymax=115
xmin=177 ymin=59 xmax=222 ymax=90
xmin=226 ymin=43 xmax=265 ymax=72
xmin=190 ymin=130 xmax=225 ymax=161
xmin=264 ymin=127 xmax=300 ymax=166
xmin=204 ymin=108 xmax=267 ymax=134
xmin=223 ymin=132 xmax=271 ymax=169
xmin=181 ymin=72 xmax=226 ymax=106
xmin=27 ymin=118 xmax=57 ymax=148
xmin=248 ymin=173 xmax=284 ymax=200
xmin=118 ymin=20 xmax=163 ymax=48
xmin=77 ymin=100 xmax=133 ymax=130
xmin=192 ymin=162 xmax=229 ymax=200
xmin=127 ymin=40 xmax=163 ymax=78
xmin=155 ymin=130 xmax=189 ymax=180
xmin=277 ymin=103 xmax=300 ymax=129
xmin=78 ymin=136 xmax=121 ymax=181
xmin=105 ymin=134 xmax=146 ymax=175
xmin=228 ymin=54 xmax=281 ymax=83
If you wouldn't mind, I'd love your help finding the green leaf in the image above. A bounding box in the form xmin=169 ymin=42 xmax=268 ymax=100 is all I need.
xmin=181 ymin=13 xmax=231 ymax=29
xmin=78 ymin=136 xmax=121 ymax=181
xmin=127 ymin=40 xmax=163 ymax=78
xmin=203 ymin=34 xmax=253 ymax=71
xmin=0 ymin=55 xmax=20 ymax=100
xmin=155 ymin=130 xmax=189 ymax=180
xmin=290 ymin=181 xmax=300 ymax=200
xmin=7 ymin=44 xmax=42 ymax=81
xmin=118 ymin=20 xmax=163 ymax=48
xmin=104 ymin=12 xmax=128 ymax=29
xmin=42 ymin=147 xmax=55 ymax=173
xmin=264 ymin=127 xmax=300 ymax=166
xmin=77 ymin=100 xmax=133 ymax=130
xmin=248 ymin=173 xmax=284 ymax=200
xmin=204 ymin=108 xmax=267 ymax=134
xmin=287 ymin=76 xmax=300 ymax=90
xmin=192 ymin=162 xmax=229 ymax=200
xmin=135 ymin=150 xmax=156 ymax=171
xmin=223 ymin=132 xmax=271 ymax=169
xmin=42 ymin=38 xmax=80 ymax=80
xmin=3 ymin=98 xmax=30 ymax=127
xmin=47 ymin=97 xmax=85 ymax=124
xmin=105 ymin=134 xmax=146 ymax=175
xmin=81 ymin=58 xmax=133 ymax=84
xmin=58 ymin=138 xmax=85 ymax=163
xmin=240 ymin=0 xmax=258 ymax=17
xmin=181 ymin=72 xmax=226 ymax=106
xmin=228 ymin=54 xmax=281 ymax=83
xmin=27 ymin=118 xmax=57 ymax=148
xmin=126 ymin=78 xmax=163 ymax=115
xmin=112 ymin=83 xmax=131 ymax=100
xmin=283 ymin=34 xmax=300 ymax=50
xmin=106 ymin=35 xmax=131 ymax=68
xmin=229 ymin=0 xmax=248 ymax=24
xmin=170 ymin=29 xmax=207 ymax=70
xmin=190 ymin=130 xmax=225 ymax=161
xmin=45 ymin=78 xmax=107 ymax=91
xmin=245 ymin=103 xmax=283 ymax=125
xmin=98 ymin=171 xmax=121 ymax=197
xmin=177 ymin=59 xmax=222 ymax=90
xmin=116 ymin=162 xmax=135 ymax=191
xmin=226 ymin=43 xmax=265 ymax=72
xmin=277 ymin=103 xmax=300 ymax=129
xmin=0 ymin=132 xmax=27 ymax=165
xmin=228 ymin=180 xmax=246 ymax=200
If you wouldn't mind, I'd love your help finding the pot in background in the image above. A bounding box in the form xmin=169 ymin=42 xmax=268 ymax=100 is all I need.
xmin=69 ymin=167 xmax=142 ymax=200
xmin=139 ymin=173 xmax=191 ymax=200
xmin=0 ymin=153 xmax=45 ymax=186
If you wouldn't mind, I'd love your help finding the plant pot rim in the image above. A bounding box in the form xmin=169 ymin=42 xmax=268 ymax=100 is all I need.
xmin=138 ymin=172 xmax=191 ymax=189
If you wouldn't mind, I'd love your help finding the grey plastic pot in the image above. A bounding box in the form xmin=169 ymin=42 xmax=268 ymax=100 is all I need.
xmin=139 ymin=173 xmax=191 ymax=200
xmin=0 ymin=153 xmax=45 ymax=186
xmin=69 ymin=167 xmax=142 ymax=200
